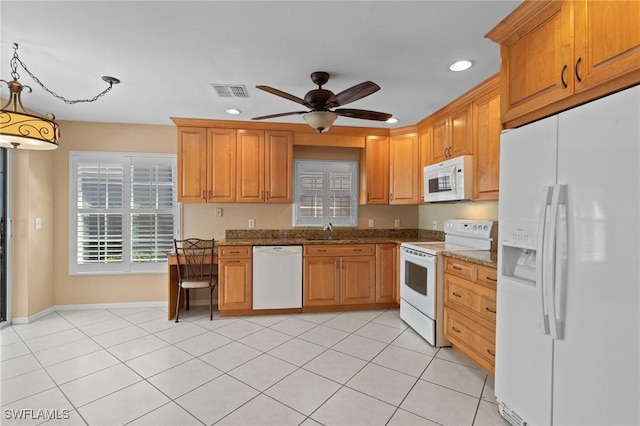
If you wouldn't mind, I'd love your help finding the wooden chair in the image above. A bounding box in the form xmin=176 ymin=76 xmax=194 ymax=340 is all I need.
xmin=173 ymin=238 xmax=217 ymax=322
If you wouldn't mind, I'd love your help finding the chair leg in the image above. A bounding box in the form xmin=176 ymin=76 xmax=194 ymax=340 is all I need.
xmin=186 ymin=289 xmax=190 ymax=311
xmin=210 ymin=286 xmax=214 ymax=321
xmin=175 ymin=286 xmax=181 ymax=323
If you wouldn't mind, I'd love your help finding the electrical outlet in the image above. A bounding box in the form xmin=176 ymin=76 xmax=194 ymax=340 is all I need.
xmin=248 ymin=219 xmax=255 ymax=228
xmin=34 ymin=217 xmax=42 ymax=230
xmin=215 ymin=208 xmax=223 ymax=217
xmin=368 ymin=219 xmax=375 ymax=228
xmin=394 ymin=218 xmax=400 ymax=228
xmin=432 ymin=220 xmax=438 ymax=229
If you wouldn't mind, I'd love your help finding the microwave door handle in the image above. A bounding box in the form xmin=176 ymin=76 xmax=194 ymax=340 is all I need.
xmin=449 ymin=165 xmax=457 ymax=191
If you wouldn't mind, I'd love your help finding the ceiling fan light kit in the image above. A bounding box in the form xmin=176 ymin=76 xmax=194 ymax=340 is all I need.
xmin=253 ymin=71 xmax=392 ymax=133
xmin=303 ymin=111 xmax=338 ymax=133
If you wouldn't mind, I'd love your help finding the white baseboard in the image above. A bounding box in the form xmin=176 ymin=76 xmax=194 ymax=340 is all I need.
xmin=11 ymin=301 xmax=166 ymax=324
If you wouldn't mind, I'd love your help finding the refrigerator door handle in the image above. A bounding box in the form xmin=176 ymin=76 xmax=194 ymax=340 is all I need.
xmin=547 ymin=184 xmax=566 ymax=340
xmin=537 ymin=186 xmax=553 ymax=335
xmin=553 ymin=184 xmax=568 ymax=340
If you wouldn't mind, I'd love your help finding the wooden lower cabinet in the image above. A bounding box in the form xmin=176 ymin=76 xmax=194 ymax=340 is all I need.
xmin=444 ymin=256 xmax=497 ymax=375
xmin=376 ymin=244 xmax=398 ymax=303
xmin=303 ymin=245 xmax=376 ymax=307
xmin=218 ymin=246 xmax=252 ymax=311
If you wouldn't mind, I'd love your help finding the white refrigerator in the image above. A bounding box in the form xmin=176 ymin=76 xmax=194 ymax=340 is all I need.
xmin=496 ymin=86 xmax=640 ymax=426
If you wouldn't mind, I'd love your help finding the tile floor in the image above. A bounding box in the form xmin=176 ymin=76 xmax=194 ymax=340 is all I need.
xmin=1 ymin=307 xmax=510 ymax=425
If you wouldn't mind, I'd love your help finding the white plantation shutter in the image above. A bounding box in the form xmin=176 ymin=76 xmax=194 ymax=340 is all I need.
xmin=294 ymin=160 xmax=358 ymax=227
xmin=70 ymin=152 xmax=178 ymax=274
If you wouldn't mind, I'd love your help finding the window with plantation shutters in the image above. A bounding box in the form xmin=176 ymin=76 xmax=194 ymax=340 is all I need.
xmin=293 ymin=160 xmax=358 ymax=227
xmin=70 ymin=152 xmax=179 ymax=274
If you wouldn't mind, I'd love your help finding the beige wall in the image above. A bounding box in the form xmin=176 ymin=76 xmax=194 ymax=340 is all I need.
xmin=51 ymin=121 xmax=176 ymax=307
xmin=11 ymin=150 xmax=55 ymax=318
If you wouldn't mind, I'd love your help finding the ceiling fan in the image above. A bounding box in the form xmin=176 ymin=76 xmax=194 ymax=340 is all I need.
xmin=252 ymin=71 xmax=392 ymax=133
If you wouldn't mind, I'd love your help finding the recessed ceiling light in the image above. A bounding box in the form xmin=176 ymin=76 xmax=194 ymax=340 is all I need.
xmin=449 ymin=60 xmax=473 ymax=72
xmin=225 ymin=108 xmax=241 ymax=115
xmin=386 ymin=117 xmax=399 ymax=124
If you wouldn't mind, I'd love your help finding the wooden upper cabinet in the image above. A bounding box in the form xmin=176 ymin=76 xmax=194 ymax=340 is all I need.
xmin=573 ymin=0 xmax=640 ymax=93
xmin=236 ymin=130 xmax=293 ymax=203
xmin=236 ymin=129 xmax=265 ymax=203
xmin=389 ymin=131 xmax=419 ymax=205
xmin=490 ymin=1 xmax=573 ymax=127
xmin=264 ymin=131 xmax=293 ymax=203
xmin=208 ymin=128 xmax=237 ymax=203
xmin=176 ymin=127 xmax=236 ymax=203
xmin=418 ymin=126 xmax=432 ymax=203
xmin=431 ymin=116 xmax=449 ymax=164
xmin=450 ymin=104 xmax=472 ymax=158
xmin=430 ymin=106 xmax=472 ymax=164
xmin=487 ymin=0 xmax=640 ymax=128
xmin=360 ymin=135 xmax=389 ymax=205
xmin=472 ymin=84 xmax=501 ymax=201
xmin=177 ymin=127 xmax=207 ymax=203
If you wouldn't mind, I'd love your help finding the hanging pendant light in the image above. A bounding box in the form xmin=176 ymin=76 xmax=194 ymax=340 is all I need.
xmin=0 ymin=43 xmax=119 ymax=150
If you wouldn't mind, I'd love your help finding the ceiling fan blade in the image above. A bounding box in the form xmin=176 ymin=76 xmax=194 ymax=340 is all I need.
xmin=251 ymin=111 xmax=307 ymax=120
xmin=334 ymin=108 xmax=392 ymax=122
xmin=256 ymin=85 xmax=313 ymax=108
xmin=326 ymin=81 xmax=380 ymax=108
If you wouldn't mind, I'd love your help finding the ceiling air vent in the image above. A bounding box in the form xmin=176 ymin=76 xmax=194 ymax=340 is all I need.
xmin=211 ymin=84 xmax=249 ymax=98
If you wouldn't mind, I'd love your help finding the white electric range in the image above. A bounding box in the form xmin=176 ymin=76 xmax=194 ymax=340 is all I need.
xmin=400 ymin=219 xmax=493 ymax=346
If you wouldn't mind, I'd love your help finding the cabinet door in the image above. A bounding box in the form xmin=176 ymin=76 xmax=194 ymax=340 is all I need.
xmin=218 ymin=258 xmax=252 ymax=310
xmin=177 ymin=127 xmax=207 ymax=203
xmin=472 ymin=87 xmax=501 ymax=201
xmin=264 ymin=131 xmax=293 ymax=203
xmin=389 ymin=132 xmax=419 ymax=204
xmin=208 ymin=128 xmax=237 ymax=202
xmin=431 ymin=117 xmax=449 ymax=163
xmin=573 ymin=0 xmax=640 ymax=93
xmin=236 ymin=129 xmax=265 ymax=203
xmin=449 ymin=104 xmax=472 ymax=158
xmin=360 ymin=135 xmax=389 ymax=204
xmin=375 ymin=244 xmax=398 ymax=303
xmin=418 ymin=127 xmax=432 ymax=203
xmin=304 ymin=257 xmax=340 ymax=306
xmin=341 ymin=256 xmax=376 ymax=305
xmin=498 ymin=1 xmax=573 ymax=125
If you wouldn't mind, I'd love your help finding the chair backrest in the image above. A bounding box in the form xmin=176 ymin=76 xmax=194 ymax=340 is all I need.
xmin=174 ymin=238 xmax=215 ymax=282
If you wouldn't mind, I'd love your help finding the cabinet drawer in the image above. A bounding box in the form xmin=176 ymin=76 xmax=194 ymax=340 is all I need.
xmin=445 ymin=274 xmax=497 ymax=324
xmin=475 ymin=265 xmax=498 ymax=289
xmin=304 ymin=244 xmax=375 ymax=257
xmin=445 ymin=308 xmax=496 ymax=368
xmin=219 ymin=246 xmax=251 ymax=258
xmin=445 ymin=258 xmax=474 ymax=280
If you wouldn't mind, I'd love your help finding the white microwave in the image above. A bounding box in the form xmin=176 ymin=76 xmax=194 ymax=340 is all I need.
xmin=424 ymin=155 xmax=473 ymax=202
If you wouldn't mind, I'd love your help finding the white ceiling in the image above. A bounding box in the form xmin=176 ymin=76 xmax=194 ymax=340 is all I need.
xmin=0 ymin=1 xmax=520 ymax=129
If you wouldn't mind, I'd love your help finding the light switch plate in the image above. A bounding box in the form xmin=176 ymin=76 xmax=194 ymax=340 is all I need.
xmin=368 ymin=219 xmax=374 ymax=228
xmin=248 ymin=219 xmax=255 ymax=228
xmin=432 ymin=220 xmax=438 ymax=229
xmin=394 ymin=218 xmax=400 ymax=228
xmin=35 ymin=217 xmax=42 ymax=230
xmin=215 ymin=208 xmax=223 ymax=217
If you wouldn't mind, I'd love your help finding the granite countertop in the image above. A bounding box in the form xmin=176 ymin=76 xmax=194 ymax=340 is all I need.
xmin=443 ymin=250 xmax=497 ymax=269
xmin=216 ymin=236 xmax=440 ymax=246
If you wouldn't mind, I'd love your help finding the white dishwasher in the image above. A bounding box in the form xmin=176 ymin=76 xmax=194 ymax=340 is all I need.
xmin=252 ymin=245 xmax=303 ymax=309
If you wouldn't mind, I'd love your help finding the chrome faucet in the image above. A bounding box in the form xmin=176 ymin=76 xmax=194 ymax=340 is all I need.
xmin=323 ymin=222 xmax=334 ymax=239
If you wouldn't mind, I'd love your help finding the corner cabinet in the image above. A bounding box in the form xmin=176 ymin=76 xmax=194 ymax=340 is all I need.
xmin=486 ymin=0 xmax=640 ymax=128
xmin=177 ymin=127 xmax=236 ymax=203
xmin=237 ymin=130 xmax=293 ymax=203
xmin=444 ymin=256 xmax=497 ymax=375
xmin=389 ymin=130 xmax=420 ymax=205
xmin=359 ymin=135 xmax=389 ymax=205
xmin=218 ymin=246 xmax=252 ymax=312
